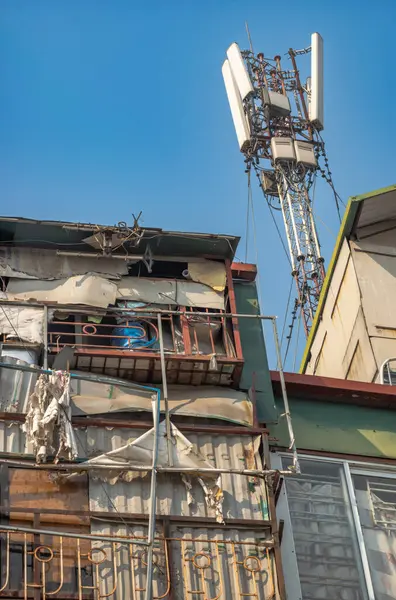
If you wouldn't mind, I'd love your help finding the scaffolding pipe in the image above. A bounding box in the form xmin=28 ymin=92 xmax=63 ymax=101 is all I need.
xmin=0 ymin=298 xmax=277 ymax=319
xmin=145 ymin=392 xmax=161 ymax=600
xmin=271 ymin=318 xmax=300 ymax=474
xmin=0 ymin=456 xmax=276 ymax=477
xmin=43 ymin=305 xmax=48 ymax=370
xmin=0 ymin=523 xmax=149 ymax=547
xmin=157 ymin=313 xmax=173 ymax=467
xmin=0 ymin=361 xmax=158 ymax=394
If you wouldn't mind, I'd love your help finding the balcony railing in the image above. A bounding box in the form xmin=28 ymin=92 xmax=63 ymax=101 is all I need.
xmin=0 ymin=523 xmax=274 ymax=599
xmin=0 ymin=302 xmax=244 ymax=386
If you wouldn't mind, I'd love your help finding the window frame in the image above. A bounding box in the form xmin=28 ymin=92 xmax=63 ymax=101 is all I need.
xmin=275 ymin=452 xmax=396 ymax=600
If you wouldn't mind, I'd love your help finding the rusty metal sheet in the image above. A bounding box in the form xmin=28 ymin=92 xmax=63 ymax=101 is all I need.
xmin=71 ymin=380 xmax=253 ymax=426
xmin=87 ymin=428 xmax=267 ymax=521
xmin=8 ymin=275 xmax=117 ymax=308
xmin=89 ymin=521 xmax=278 ymax=600
xmin=0 ymin=247 xmax=129 ymax=280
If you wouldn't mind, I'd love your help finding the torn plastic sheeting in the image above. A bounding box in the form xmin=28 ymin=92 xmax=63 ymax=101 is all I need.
xmin=70 ymin=378 xmax=253 ymax=426
xmin=187 ymin=260 xmax=226 ymax=292
xmin=7 ymin=275 xmax=117 ymax=308
xmin=0 ymin=305 xmax=44 ymax=344
xmin=22 ymin=372 xmax=78 ymax=463
xmin=0 ymin=247 xmax=130 ymax=280
xmin=0 ymin=358 xmax=37 ymax=413
xmin=116 ymin=277 xmax=225 ymax=310
xmin=86 ymin=420 xmax=224 ymax=523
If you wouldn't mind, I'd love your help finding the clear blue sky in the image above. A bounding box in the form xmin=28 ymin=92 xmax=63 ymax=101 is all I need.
xmin=1 ymin=1 xmax=395 ymax=369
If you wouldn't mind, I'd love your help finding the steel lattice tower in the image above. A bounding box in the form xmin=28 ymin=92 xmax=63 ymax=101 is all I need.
xmin=222 ymin=34 xmax=327 ymax=336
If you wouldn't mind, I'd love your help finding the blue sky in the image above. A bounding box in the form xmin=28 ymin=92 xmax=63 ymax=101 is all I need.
xmin=0 ymin=1 xmax=395 ymax=369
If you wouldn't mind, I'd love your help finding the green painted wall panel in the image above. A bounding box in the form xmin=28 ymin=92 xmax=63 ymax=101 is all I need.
xmin=234 ymin=282 xmax=277 ymax=422
xmin=271 ymin=397 xmax=396 ymax=459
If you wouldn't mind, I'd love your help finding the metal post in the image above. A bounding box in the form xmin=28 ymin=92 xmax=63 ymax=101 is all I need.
xmin=145 ymin=392 xmax=161 ymax=600
xmin=342 ymin=462 xmax=375 ymax=600
xmin=43 ymin=305 xmax=49 ymax=370
xmin=271 ymin=318 xmax=300 ymax=474
xmin=157 ymin=314 xmax=173 ymax=466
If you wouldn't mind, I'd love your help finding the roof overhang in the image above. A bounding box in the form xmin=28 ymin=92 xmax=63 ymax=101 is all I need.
xmin=271 ymin=370 xmax=396 ymax=410
xmin=0 ymin=216 xmax=240 ymax=261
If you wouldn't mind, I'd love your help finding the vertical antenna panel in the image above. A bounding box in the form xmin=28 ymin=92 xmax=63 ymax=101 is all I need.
xmin=310 ymin=33 xmax=324 ymax=130
xmin=222 ymin=60 xmax=251 ymax=151
xmin=226 ymin=42 xmax=254 ymax=100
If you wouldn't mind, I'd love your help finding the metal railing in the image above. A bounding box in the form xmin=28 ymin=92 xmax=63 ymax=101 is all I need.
xmin=46 ymin=306 xmax=238 ymax=360
xmin=378 ymin=357 xmax=396 ymax=385
xmin=0 ymin=527 xmax=275 ymax=599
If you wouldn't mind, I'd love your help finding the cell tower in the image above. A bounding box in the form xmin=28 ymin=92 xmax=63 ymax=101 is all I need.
xmin=222 ymin=33 xmax=330 ymax=336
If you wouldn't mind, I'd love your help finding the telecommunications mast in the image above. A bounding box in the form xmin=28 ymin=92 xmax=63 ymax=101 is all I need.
xmin=222 ymin=33 xmax=331 ymax=336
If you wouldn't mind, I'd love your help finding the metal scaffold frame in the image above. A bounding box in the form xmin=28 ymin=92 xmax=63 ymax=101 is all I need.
xmin=0 ymin=311 xmax=298 ymax=599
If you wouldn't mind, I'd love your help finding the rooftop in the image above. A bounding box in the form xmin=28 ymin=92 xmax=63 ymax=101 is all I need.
xmin=0 ymin=215 xmax=240 ymax=260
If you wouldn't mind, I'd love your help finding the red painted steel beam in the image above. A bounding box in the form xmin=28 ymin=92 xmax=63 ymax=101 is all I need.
xmin=271 ymin=370 xmax=396 ymax=410
xmin=231 ymin=262 xmax=257 ymax=282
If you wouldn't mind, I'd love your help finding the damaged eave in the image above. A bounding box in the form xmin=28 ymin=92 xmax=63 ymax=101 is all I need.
xmin=0 ymin=216 xmax=240 ymax=260
xmin=271 ymin=370 xmax=396 ymax=410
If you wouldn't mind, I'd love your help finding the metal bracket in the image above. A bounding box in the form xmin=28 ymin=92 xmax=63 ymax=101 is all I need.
xmin=142 ymin=244 xmax=154 ymax=273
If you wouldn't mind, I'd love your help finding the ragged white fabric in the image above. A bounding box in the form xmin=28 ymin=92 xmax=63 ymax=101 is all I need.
xmin=23 ymin=372 xmax=78 ymax=463
xmin=86 ymin=420 xmax=225 ymax=523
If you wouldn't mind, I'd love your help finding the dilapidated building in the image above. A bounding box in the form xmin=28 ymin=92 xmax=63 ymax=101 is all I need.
xmin=0 ymin=216 xmax=292 ymax=599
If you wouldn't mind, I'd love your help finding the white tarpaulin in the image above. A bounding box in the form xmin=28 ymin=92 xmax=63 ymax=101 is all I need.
xmin=23 ymin=372 xmax=78 ymax=463
xmin=0 ymin=247 xmax=129 ymax=280
xmin=116 ymin=277 xmax=225 ymax=310
xmin=187 ymin=260 xmax=226 ymax=291
xmin=7 ymin=275 xmax=117 ymax=308
xmin=86 ymin=420 xmax=224 ymax=523
xmin=70 ymin=379 xmax=253 ymax=426
xmin=0 ymin=305 xmax=45 ymax=344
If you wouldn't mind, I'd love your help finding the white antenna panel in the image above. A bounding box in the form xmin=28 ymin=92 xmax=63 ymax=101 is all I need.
xmin=226 ymin=42 xmax=254 ymax=100
xmin=310 ymin=33 xmax=324 ymax=130
xmin=222 ymin=60 xmax=251 ymax=151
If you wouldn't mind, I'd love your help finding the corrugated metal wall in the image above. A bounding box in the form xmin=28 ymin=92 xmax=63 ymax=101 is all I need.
xmin=0 ymin=421 xmax=268 ymax=521
xmin=0 ymin=421 xmax=26 ymax=454
xmin=86 ymin=427 xmax=268 ymax=521
xmin=90 ymin=521 xmax=277 ymax=600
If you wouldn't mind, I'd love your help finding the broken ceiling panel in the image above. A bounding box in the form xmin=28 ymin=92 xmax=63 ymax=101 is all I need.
xmin=0 ymin=247 xmax=130 ymax=280
xmin=70 ymin=379 xmax=253 ymax=426
xmin=117 ymin=277 xmax=225 ymax=309
xmin=187 ymin=260 xmax=226 ymax=291
xmin=0 ymin=306 xmax=45 ymax=344
xmin=7 ymin=275 xmax=117 ymax=308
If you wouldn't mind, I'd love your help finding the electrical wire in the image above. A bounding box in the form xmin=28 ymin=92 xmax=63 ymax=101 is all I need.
xmin=247 ymin=172 xmax=265 ymax=312
xmin=253 ymin=165 xmax=292 ymax=269
xmin=292 ymin=307 xmax=302 ymax=372
xmin=282 ymin=299 xmax=298 ymax=365
xmin=245 ymin=171 xmax=251 ymax=262
xmin=280 ymin=280 xmax=293 ymax=349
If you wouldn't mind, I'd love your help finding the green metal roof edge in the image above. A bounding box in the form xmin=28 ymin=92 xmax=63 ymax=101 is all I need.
xmin=299 ymin=183 xmax=396 ymax=373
